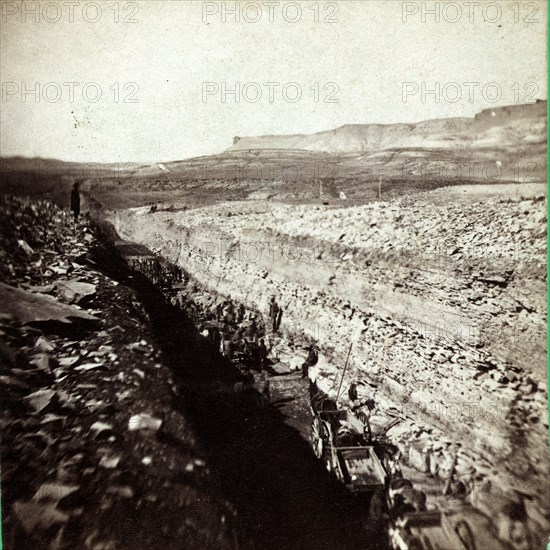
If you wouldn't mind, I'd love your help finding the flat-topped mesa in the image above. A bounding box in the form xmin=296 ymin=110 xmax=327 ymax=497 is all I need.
xmin=226 ymin=101 xmax=547 ymax=154
xmin=475 ymin=99 xmax=547 ymax=123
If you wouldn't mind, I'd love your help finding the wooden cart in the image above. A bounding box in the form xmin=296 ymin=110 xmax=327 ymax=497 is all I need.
xmin=311 ymin=409 xmax=389 ymax=494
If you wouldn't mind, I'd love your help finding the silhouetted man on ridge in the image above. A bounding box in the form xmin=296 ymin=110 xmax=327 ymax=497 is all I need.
xmin=70 ymin=181 xmax=80 ymax=223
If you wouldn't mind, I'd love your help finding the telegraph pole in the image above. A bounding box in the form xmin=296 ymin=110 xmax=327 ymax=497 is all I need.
xmin=378 ymin=175 xmax=382 ymax=200
xmin=336 ymin=342 xmax=354 ymax=405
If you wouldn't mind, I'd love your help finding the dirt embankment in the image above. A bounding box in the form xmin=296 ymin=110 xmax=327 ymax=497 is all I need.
xmin=2 ymin=194 xmax=390 ymax=550
xmin=108 ymin=186 xmax=548 ymax=548
xmin=0 ymin=196 xmax=250 ymax=550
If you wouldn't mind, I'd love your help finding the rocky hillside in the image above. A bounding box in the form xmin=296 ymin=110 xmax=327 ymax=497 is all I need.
xmin=0 ymin=196 xmax=249 ymax=550
xmin=108 ymin=184 xmax=548 ymax=549
xmin=229 ymin=101 xmax=547 ymax=154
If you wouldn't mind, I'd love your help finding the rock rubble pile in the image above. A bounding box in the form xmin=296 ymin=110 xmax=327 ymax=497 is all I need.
xmin=110 ymin=186 xmax=548 ymax=548
xmin=0 ymin=196 xmax=246 ymax=550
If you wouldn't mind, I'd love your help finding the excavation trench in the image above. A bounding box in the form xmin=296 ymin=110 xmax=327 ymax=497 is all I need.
xmin=91 ymin=220 xmax=386 ymax=550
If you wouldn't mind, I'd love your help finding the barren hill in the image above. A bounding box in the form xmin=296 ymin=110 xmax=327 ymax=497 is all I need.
xmin=1 ymin=101 xmax=546 ymax=209
xmin=229 ymin=101 xmax=547 ymax=154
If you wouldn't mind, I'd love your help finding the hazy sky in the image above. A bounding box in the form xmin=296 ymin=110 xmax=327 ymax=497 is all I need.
xmin=1 ymin=0 xmax=547 ymax=163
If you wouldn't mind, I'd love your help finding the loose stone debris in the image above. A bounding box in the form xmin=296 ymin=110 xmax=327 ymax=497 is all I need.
xmin=109 ymin=189 xmax=548 ymax=549
xmin=1 ymin=192 xmax=547 ymax=550
xmin=0 ymin=196 xmax=250 ymax=550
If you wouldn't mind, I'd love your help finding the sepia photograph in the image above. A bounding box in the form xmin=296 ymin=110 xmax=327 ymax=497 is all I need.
xmin=0 ymin=1 xmax=548 ymax=548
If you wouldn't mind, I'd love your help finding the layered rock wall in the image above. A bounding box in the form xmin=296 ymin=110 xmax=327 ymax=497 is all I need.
xmin=108 ymin=190 xmax=548 ymax=546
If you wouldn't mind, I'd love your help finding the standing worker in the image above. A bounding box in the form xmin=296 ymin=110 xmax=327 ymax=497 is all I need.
xmin=269 ymin=296 xmax=280 ymax=333
xmin=301 ymin=345 xmax=318 ymax=378
xmin=70 ymin=181 xmax=80 ymax=223
xmin=257 ymin=338 xmax=268 ymax=371
xmin=276 ymin=305 xmax=283 ymax=331
xmin=237 ymin=303 xmax=245 ymax=323
xmin=348 ymin=381 xmax=358 ymax=402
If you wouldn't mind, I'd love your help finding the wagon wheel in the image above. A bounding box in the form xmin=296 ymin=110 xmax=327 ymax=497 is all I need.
xmin=311 ymin=417 xmax=324 ymax=459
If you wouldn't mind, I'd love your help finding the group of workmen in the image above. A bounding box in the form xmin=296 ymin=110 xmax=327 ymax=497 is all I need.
xmin=129 ymin=256 xmax=185 ymax=290
xmin=202 ymin=299 xmax=270 ymax=371
xmin=128 ymin=255 xmax=320 ymax=379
